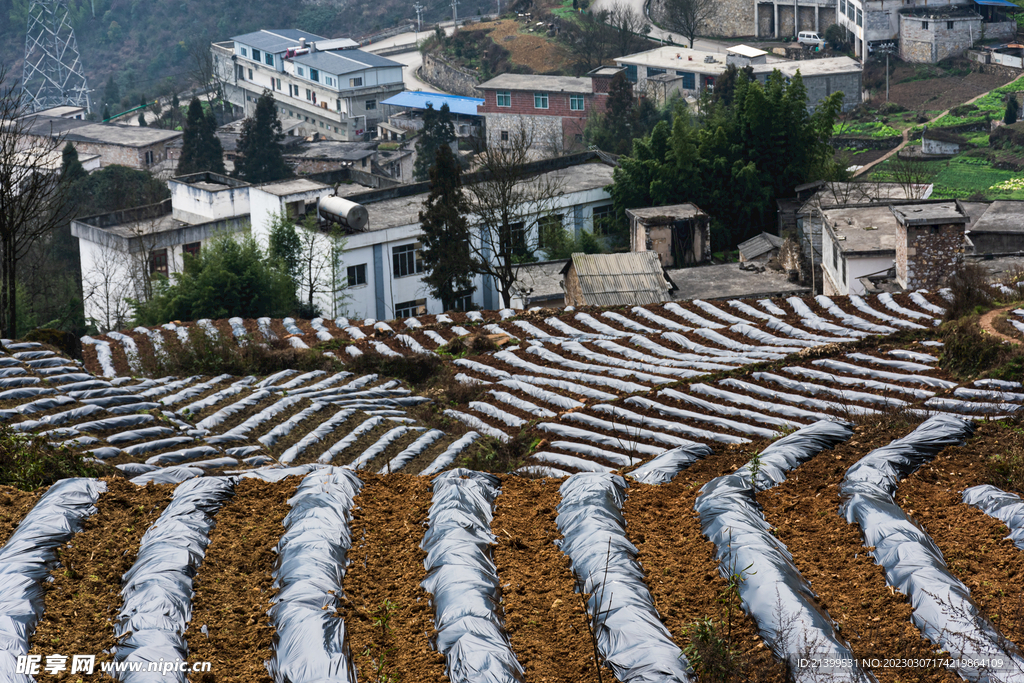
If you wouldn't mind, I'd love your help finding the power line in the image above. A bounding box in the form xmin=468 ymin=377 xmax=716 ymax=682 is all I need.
xmin=22 ymin=0 xmax=91 ymax=112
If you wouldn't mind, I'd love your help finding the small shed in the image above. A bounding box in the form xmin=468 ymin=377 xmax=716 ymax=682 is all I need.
xmin=738 ymin=232 xmax=785 ymax=263
xmin=561 ymin=252 xmax=676 ymax=307
xmin=627 ymin=204 xmax=711 ymax=267
xmin=726 ymin=44 xmax=769 ymax=67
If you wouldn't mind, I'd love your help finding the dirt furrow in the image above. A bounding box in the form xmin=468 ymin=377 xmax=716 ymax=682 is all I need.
xmin=345 ymin=473 xmax=444 ymax=683
xmin=623 ymin=445 xmax=788 ymax=683
xmin=28 ymin=478 xmax=175 ymax=667
xmin=759 ymin=422 xmax=959 ymax=683
xmin=898 ymin=422 xmax=1024 ymax=649
xmin=187 ymin=476 xmax=299 ymax=683
xmin=0 ymin=485 xmax=44 ymax=547
xmin=492 ymin=475 xmax=602 ymax=683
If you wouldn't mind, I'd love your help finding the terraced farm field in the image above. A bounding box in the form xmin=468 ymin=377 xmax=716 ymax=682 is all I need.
xmin=3 ymin=289 xmax=1024 ymax=683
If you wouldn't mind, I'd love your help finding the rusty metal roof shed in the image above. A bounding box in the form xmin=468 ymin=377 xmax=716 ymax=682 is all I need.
xmin=562 ymin=252 xmax=676 ymax=307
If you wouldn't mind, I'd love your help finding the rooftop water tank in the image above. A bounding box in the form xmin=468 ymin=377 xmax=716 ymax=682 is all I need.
xmin=318 ymin=196 xmax=369 ymax=231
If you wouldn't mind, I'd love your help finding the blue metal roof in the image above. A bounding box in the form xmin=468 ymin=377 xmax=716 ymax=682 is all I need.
xmin=974 ymin=0 xmax=1019 ymax=8
xmin=381 ymin=91 xmax=483 ymax=116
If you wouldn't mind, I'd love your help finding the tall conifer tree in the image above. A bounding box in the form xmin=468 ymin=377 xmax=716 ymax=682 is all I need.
xmin=235 ymin=91 xmax=292 ymax=183
xmin=177 ymin=97 xmax=226 ymax=176
xmin=418 ymin=144 xmax=474 ymax=311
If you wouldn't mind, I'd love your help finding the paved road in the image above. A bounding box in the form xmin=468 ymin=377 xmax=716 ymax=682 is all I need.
xmin=366 ymin=23 xmax=459 ymax=93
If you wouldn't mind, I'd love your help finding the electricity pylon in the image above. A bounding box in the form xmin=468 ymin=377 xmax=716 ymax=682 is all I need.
xmin=22 ymin=0 xmax=91 ymax=113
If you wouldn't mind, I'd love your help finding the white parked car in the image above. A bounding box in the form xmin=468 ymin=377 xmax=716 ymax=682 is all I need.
xmin=798 ymin=31 xmax=825 ymax=46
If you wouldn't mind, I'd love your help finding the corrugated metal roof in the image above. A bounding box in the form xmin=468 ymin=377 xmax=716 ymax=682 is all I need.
xmin=291 ymin=49 xmax=402 ymax=75
xmin=572 ymin=252 xmax=673 ymax=307
xmin=738 ymin=232 xmax=784 ymax=260
xmin=381 ymin=91 xmax=484 ymax=117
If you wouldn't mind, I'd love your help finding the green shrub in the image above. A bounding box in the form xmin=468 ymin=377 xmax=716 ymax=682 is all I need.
xmin=0 ymin=426 xmax=101 ymax=491
xmin=939 ymin=316 xmax=1024 ymax=380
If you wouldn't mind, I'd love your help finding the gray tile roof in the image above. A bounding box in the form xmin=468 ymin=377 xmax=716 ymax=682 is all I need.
xmin=570 ymin=252 xmax=675 ymax=306
xmin=290 ymin=49 xmax=402 ymax=76
xmin=738 ymin=232 xmax=784 ymax=261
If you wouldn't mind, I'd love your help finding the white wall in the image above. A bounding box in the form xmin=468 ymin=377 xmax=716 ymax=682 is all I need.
xmin=169 ymin=181 xmax=251 ymax=224
xmin=821 ymin=229 xmax=894 ymax=295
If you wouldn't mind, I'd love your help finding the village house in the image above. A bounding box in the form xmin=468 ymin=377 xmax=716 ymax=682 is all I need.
xmin=476 ymin=67 xmax=623 ymax=154
xmin=18 ymin=113 xmax=181 ymax=171
xmin=212 ymin=29 xmax=405 ymax=141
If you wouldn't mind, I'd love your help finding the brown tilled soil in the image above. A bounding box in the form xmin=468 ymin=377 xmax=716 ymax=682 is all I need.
xmin=623 ymin=443 xmax=789 ymax=683
xmin=493 ymin=476 xmax=603 ymax=683
xmin=898 ymin=421 xmax=1024 ymax=649
xmin=28 ymin=478 xmax=175 ymax=666
xmin=0 ymin=485 xmax=44 ymax=547
xmin=187 ymin=477 xmax=300 ymax=683
xmin=885 ymin=66 xmax=1011 ymax=112
xmin=759 ymin=420 xmax=959 ymax=683
xmin=345 ymin=474 xmax=445 ymax=683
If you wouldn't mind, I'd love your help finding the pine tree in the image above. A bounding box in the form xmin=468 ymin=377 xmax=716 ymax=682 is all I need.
xmin=413 ymin=103 xmax=456 ymax=181
xmin=1005 ymin=96 xmax=1018 ymax=125
xmin=234 ymin=91 xmax=292 ymax=183
xmin=137 ymin=110 xmax=147 ymax=126
xmin=60 ymin=143 xmax=87 ymax=185
xmin=177 ymin=98 xmax=226 ymax=176
xmin=418 ymin=144 xmax=474 ymax=311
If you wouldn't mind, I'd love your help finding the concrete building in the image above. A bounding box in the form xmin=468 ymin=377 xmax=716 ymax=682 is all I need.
xmin=380 ymin=90 xmax=484 ymax=139
xmin=967 ymin=200 xmax=1024 ymax=253
xmin=650 ymin=0 xmax=837 ymax=41
xmin=72 ymin=173 xmax=251 ymax=330
xmin=818 ymin=200 xmax=969 ymax=295
xmin=839 ymin=0 xmax=1015 ymax=60
xmin=627 ymin=204 xmax=711 ymax=267
xmin=18 ymin=114 xmax=181 ymax=170
xmin=212 ymin=29 xmax=405 ymax=141
xmin=615 ymin=46 xmax=862 ymax=111
xmin=476 ymin=68 xmax=622 ymax=153
xmin=921 ymin=128 xmax=967 ymax=155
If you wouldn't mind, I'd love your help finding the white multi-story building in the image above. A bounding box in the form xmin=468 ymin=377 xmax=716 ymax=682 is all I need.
xmin=212 ymin=29 xmax=405 ymax=141
xmin=71 ymin=159 xmax=618 ymax=327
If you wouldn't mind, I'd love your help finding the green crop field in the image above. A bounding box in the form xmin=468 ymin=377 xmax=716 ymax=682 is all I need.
xmin=870 ymin=155 xmax=1024 ymax=199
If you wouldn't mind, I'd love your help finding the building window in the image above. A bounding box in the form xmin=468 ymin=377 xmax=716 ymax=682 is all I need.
xmin=500 ymin=130 xmax=509 ymax=142
xmin=297 ymin=67 xmax=304 ymax=77
xmin=624 ymin=64 xmax=638 ymax=82
xmin=150 ymin=249 xmax=168 ymax=276
xmin=265 ymin=52 xmax=274 ymax=66
xmin=840 ymin=0 xmax=846 ymax=14
xmin=248 ymin=68 xmax=253 ymax=80
xmin=832 ymin=241 xmax=839 ymax=268
xmin=501 ymin=221 xmax=528 ymax=257
xmin=947 ymin=20 xmax=954 ymax=28
xmin=842 ymin=256 xmax=847 ymax=284
xmin=306 ymin=89 xmax=312 ymax=101
xmin=497 ymin=90 xmax=511 ymax=107
xmin=144 ymin=150 xmax=154 ymax=165
xmin=337 ymin=99 xmax=342 ymax=111
xmin=538 ymin=214 xmax=564 ymax=250
xmin=252 ymin=48 xmax=262 ymax=62
xmin=183 ymin=242 xmax=200 ymax=257
xmin=922 ymin=20 xmax=929 ymax=28
xmin=647 ymin=67 xmax=666 ymax=77
xmin=453 ymin=291 xmax=473 ymax=312
xmin=365 ymin=99 xmax=377 ymax=110
xmin=310 ymin=68 xmax=320 ymax=82
xmin=393 ymin=243 xmax=424 ymax=277
xmin=592 ymin=204 xmax=614 ymax=235
xmin=570 ymin=95 xmax=585 ymax=111
xmin=677 ymin=71 xmax=695 ymax=89
xmin=319 ymin=121 xmax=324 ymax=127
xmin=395 ymin=298 xmax=427 ymax=318
xmin=350 ymin=76 xmax=363 ymax=87
xmin=348 ymin=264 xmax=367 ymax=287
xmin=534 ymin=92 xmax=549 ymax=109
xmin=240 ymin=47 xmax=247 ymax=57
xmin=856 ymin=7 xmax=863 ymax=25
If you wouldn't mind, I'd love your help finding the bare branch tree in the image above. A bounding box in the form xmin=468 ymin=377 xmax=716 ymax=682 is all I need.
xmin=607 ymin=2 xmax=652 ymax=59
xmin=661 ymin=0 xmax=718 ymax=48
xmin=184 ymin=32 xmax=219 ymax=105
xmin=0 ymin=65 xmax=80 ymax=338
xmin=466 ymin=118 xmax=565 ymax=308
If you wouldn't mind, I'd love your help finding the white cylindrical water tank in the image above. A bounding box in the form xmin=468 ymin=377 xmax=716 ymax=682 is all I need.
xmin=318 ymin=196 xmax=369 ymax=231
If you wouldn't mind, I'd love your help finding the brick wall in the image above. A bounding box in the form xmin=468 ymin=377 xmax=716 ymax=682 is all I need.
xmin=896 ymin=222 xmax=965 ymax=289
xmin=480 ymin=87 xmax=604 ymax=151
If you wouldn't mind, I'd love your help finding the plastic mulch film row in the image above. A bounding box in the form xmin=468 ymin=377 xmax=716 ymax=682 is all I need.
xmin=839 ymin=415 xmax=1024 ymax=682
xmin=265 ymin=467 xmax=363 ymax=683
xmin=0 ymin=478 xmax=107 ymax=682
xmin=113 ymin=477 xmax=236 ymax=682
xmin=963 ymin=485 xmax=1024 ymax=551
xmin=695 ymin=421 xmax=870 ymax=683
xmin=420 ymin=469 xmax=525 ymax=683
xmin=556 ymin=472 xmax=693 ymax=683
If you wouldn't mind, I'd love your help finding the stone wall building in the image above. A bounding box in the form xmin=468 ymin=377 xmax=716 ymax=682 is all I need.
xmin=18 ymin=114 xmax=181 ymax=171
xmin=891 ymin=203 xmax=969 ymax=290
xmin=649 ymin=0 xmax=836 ymax=39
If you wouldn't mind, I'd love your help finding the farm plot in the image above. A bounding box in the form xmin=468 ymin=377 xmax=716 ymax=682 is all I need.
xmin=4 ymin=417 xmax=1024 ymax=682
